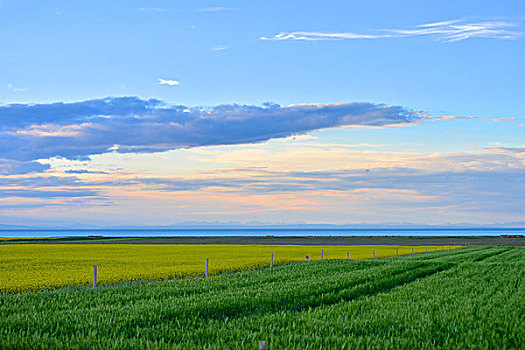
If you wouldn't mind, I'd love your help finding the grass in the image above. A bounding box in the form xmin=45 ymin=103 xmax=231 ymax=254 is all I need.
xmin=0 ymin=246 xmax=522 ymax=349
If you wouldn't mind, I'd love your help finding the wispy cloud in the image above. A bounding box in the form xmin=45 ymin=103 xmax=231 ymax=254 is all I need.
xmin=390 ymin=19 xmax=521 ymax=42
xmin=211 ymin=45 xmax=230 ymax=51
xmin=261 ymin=19 xmax=522 ymax=42
xmin=428 ymin=115 xmax=477 ymax=121
xmin=262 ymin=32 xmax=390 ymax=41
xmin=2 ymin=145 xmax=524 ymax=224
xmin=158 ymin=78 xmax=180 ymax=86
xmin=7 ymin=147 xmax=525 ymax=221
xmin=7 ymin=83 xmax=28 ymax=92
xmin=0 ymin=97 xmax=421 ymax=162
xmin=0 ymin=188 xmax=100 ymax=198
xmin=488 ymin=117 xmax=516 ymax=122
xmin=64 ymin=169 xmax=108 ymax=174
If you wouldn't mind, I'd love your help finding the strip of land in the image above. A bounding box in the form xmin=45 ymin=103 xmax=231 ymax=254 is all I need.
xmin=1 ymin=235 xmax=523 ymax=246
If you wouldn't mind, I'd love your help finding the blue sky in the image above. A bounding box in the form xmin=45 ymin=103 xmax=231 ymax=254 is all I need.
xmin=0 ymin=0 xmax=524 ymax=227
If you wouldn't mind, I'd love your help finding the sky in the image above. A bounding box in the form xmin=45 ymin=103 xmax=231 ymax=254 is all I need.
xmin=0 ymin=0 xmax=524 ymax=227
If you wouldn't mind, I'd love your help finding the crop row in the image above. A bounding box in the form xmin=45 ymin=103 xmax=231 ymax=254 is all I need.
xmin=1 ymin=246 xmax=521 ymax=349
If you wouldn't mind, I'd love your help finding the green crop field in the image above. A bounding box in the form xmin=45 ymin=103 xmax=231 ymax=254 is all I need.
xmin=0 ymin=246 xmax=523 ymax=349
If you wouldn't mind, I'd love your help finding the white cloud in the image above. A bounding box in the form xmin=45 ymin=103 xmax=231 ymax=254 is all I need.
xmin=211 ymin=45 xmax=229 ymax=51
xmin=416 ymin=19 xmax=463 ymax=28
xmin=158 ymin=78 xmax=180 ymax=86
xmin=261 ymin=32 xmax=390 ymax=41
xmin=261 ymin=19 xmax=522 ymax=42
xmin=428 ymin=115 xmax=477 ymax=122
xmin=7 ymin=83 xmax=28 ymax=92
xmin=488 ymin=117 xmax=516 ymax=123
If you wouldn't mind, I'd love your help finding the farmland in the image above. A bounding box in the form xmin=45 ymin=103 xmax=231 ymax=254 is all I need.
xmin=0 ymin=244 xmax=460 ymax=292
xmin=1 ymin=235 xmax=523 ymax=246
xmin=0 ymin=246 xmax=522 ymax=349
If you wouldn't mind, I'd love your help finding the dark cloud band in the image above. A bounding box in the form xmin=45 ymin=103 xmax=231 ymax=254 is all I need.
xmin=0 ymin=97 xmax=421 ymax=163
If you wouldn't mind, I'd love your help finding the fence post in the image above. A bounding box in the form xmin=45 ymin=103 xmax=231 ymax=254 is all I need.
xmin=270 ymin=253 xmax=274 ymax=269
xmin=205 ymin=259 xmax=209 ymax=277
xmin=373 ymin=250 xmax=375 ymax=259
xmin=435 ymin=247 xmax=437 ymax=252
xmin=425 ymin=247 xmax=428 ymax=253
xmin=347 ymin=251 xmax=349 ymax=259
xmin=412 ymin=248 xmax=414 ymax=255
xmin=396 ymin=248 xmax=398 ymax=257
xmin=93 ymin=265 xmax=97 ymax=289
xmin=259 ymin=341 xmax=266 ymax=350
xmin=321 ymin=250 xmax=324 ymax=260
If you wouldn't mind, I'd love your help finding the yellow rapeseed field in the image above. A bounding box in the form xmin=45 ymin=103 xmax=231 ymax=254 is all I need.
xmin=0 ymin=244 xmax=462 ymax=292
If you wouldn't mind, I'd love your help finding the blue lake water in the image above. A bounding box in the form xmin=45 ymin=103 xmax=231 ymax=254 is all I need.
xmin=0 ymin=228 xmax=524 ymax=238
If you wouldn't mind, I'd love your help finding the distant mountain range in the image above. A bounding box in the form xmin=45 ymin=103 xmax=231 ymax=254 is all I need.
xmin=1 ymin=222 xmax=524 ymax=230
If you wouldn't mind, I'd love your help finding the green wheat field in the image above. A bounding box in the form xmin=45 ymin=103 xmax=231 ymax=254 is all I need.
xmin=0 ymin=246 xmax=523 ymax=349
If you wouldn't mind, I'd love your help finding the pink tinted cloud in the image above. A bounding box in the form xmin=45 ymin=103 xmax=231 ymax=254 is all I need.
xmin=489 ymin=117 xmax=516 ymax=122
